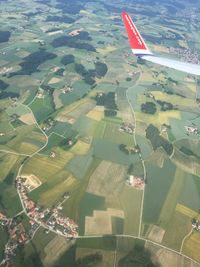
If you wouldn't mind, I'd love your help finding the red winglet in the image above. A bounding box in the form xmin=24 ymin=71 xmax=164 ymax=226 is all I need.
xmin=122 ymin=12 xmax=151 ymax=55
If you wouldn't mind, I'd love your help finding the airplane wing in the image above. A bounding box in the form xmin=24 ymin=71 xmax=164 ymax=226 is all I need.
xmin=121 ymin=12 xmax=200 ymax=76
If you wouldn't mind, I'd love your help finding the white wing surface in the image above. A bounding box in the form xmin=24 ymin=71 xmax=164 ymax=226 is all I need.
xmin=122 ymin=12 xmax=200 ymax=76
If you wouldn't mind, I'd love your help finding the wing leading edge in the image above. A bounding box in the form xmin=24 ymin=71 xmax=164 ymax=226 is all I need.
xmin=122 ymin=12 xmax=200 ymax=76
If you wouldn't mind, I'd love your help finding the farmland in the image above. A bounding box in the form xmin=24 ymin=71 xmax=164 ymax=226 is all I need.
xmin=0 ymin=0 xmax=200 ymax=266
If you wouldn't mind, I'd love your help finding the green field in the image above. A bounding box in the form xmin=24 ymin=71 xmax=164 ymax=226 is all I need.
xmin=143 ymin=159 xmax=176 ymax=224
xmin=5 ymin=125 xmax=46 ymax=154
xmin=46 ymin=121 xmax=78 ymax=138
xmin=103 ymin=122 xmax=134 ymax=145
xmin=41 ymin=133 xmax=64 ymax=154
xmin=158 ymin=167 xmax=186 ymax=228
xmin=119 ymin=187 xmax=143 ymax=236
xmin=79 ymin=192 xmax=106 ymax=235
xmin=67 ymin=150 xmax=93 ymax=179
xmin=0 ymin=228 xmax=9 ymax=262
xmin=179 ymin=174 xmax=200 ymax=212
xmin=29 ymin=95 xmax=55 ymax=122
xmin=93 ymin=139 xmax=140 ymax=165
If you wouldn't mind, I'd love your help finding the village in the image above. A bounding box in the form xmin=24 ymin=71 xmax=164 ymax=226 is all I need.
xmin=126 ymin=175 xmax=145 ymax=190
xmin=0 ymin=66 xmax=13 ymax=75
xmin=169 ymin=47 xmax=200 ymax=65
xmin=0 ymin=212 xmax=29 ymax=267
xmin=0 ymin=176 xmax=79 ymax=267
xmin=15 ymin=176 xmax=78 ymax=238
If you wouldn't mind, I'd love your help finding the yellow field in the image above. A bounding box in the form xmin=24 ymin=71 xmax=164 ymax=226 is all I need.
xmin=85 ymin=211 xmax=112 ymax=235
xmin=135 ymin=110 xmax=181 ymax=127
xmin=152 ymin=44 xmax=169 ymax=53
xmin=147 ymin=225 xmax=165 ymax=243
xmin=39 ymin=173 xmax=78 ymax=207
xmin=29 ymin=130 xmax=47 ymax=143
xmin=0 ymin=99 xmax=12 ymax=109
xmin=178 ymin=40 xmax=188 ymax=49
xmin=70 ymin=140 xmax=90 ymax=155
xmin=48 ymin=77 xmax=61 ymax=85
xmin=162 ymin=211 xmax=191 ymax=251
xmin=151 ymin=91 xmax=196 ymax=107
xmin=80 ymin=10 xmax=91 ymax=16
xmin=86 ymin=106 xmax=104 ymax=121
xmin=22 ymin=147 xmax=78 ymax=207
xmin=140 ymin=71 xmax=156 ymax=82
xmin=183 ymin=232 xmax=200 ymax=263
xmin=20 ymin=113 xmax=36 ymax=125
xmin=175 ymin=203 xmax=198 ymax=219
xmin=13 ymin=130 xmax=46 ymax=154
xmin=137 ymin=94 xmax=150 ymax=104
xmin=186 ymin=82 xmax=197 ymax=93
xmin=96 ymin=45 xmax=117 ymax=55
xmin=85 ymin=208 xmax=124 ymax=236
xmin=22 ymin=149 xmax=74 ymax=182
xmin=16 ymin=50 xmax=30 ymax=58
xmin=14 ymin=142 xmax=40 ymax=155
xmin=56 ymin=98 xmax=90 ymax=121
xmin=87 ymin=160 xmax=127 ymax=197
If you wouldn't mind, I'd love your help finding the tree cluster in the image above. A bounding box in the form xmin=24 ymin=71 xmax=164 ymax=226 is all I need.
xmin=46 ymin=15 xmax=75 ymax=24
xmin=0 ymin=80 xmax=9 ymax=90
xmin=156 ymin=100 xmax=174 ymax=111
xmin=146 ymin=124 xmax=173 ymax=155
xmin=141 ymin=102 xmax=157 ymax=114
xmin=9 ymin=50 xmax=57 ymax=76
xmin=51 ymin=32 xmax=96 ymax=52
xmin=94 ymin=62 xmax=108 ymax=78
xmin=75 ymin=253 xmax=102 ymax=267
xmin=0 ymin=31 xmax=11 ymax=43
xmin=61 ymin=54 xmax=75 ymax=65
xmin=118 ymin=245 xmax=158 ymax=267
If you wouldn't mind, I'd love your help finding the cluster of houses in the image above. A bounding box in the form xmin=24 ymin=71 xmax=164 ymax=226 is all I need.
xmin=51 ymin=66 xmax=61 ymax=73
xmin=16 ymin=176 xmax=79 ymax=238
xmin=62 ymin=85 xmax=73 ymax=94
xmin=192 ymin=218 xmax=200 ymax=231
xmin=144 ymin=92 xmax=156 ymax=100
xmin=36 ymin=89 xmax=45 ymax=99
xmin=127 ymin=175 xmax=145 ymax=190
xmin=46 ymin=208 xmax=78 ymax=237
xmin=127 ymin=70 xmax=139 ymax=77
xmin=169 ymin=47 xmax=200 ymax=65
xmin=42 ymin=117 xmax=55 ymax=132
xmin=185 ymin=125 xmax=199 ymax=135
xmin=0 ymin=212 xmax=9 ymax=226
xmin=119 ymin=122 xmax=134 ymax=134
xmin=0 ymin=66 xmax=13 ymax=75
xmin=0 ymin=212 xmax=28 ymax=267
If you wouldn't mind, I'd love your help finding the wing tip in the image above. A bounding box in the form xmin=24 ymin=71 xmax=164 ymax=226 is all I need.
xmin=121 ymin=11 xmax=129 ymax=18
xmin=122 ymin=11 xmax=153 ymax=55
